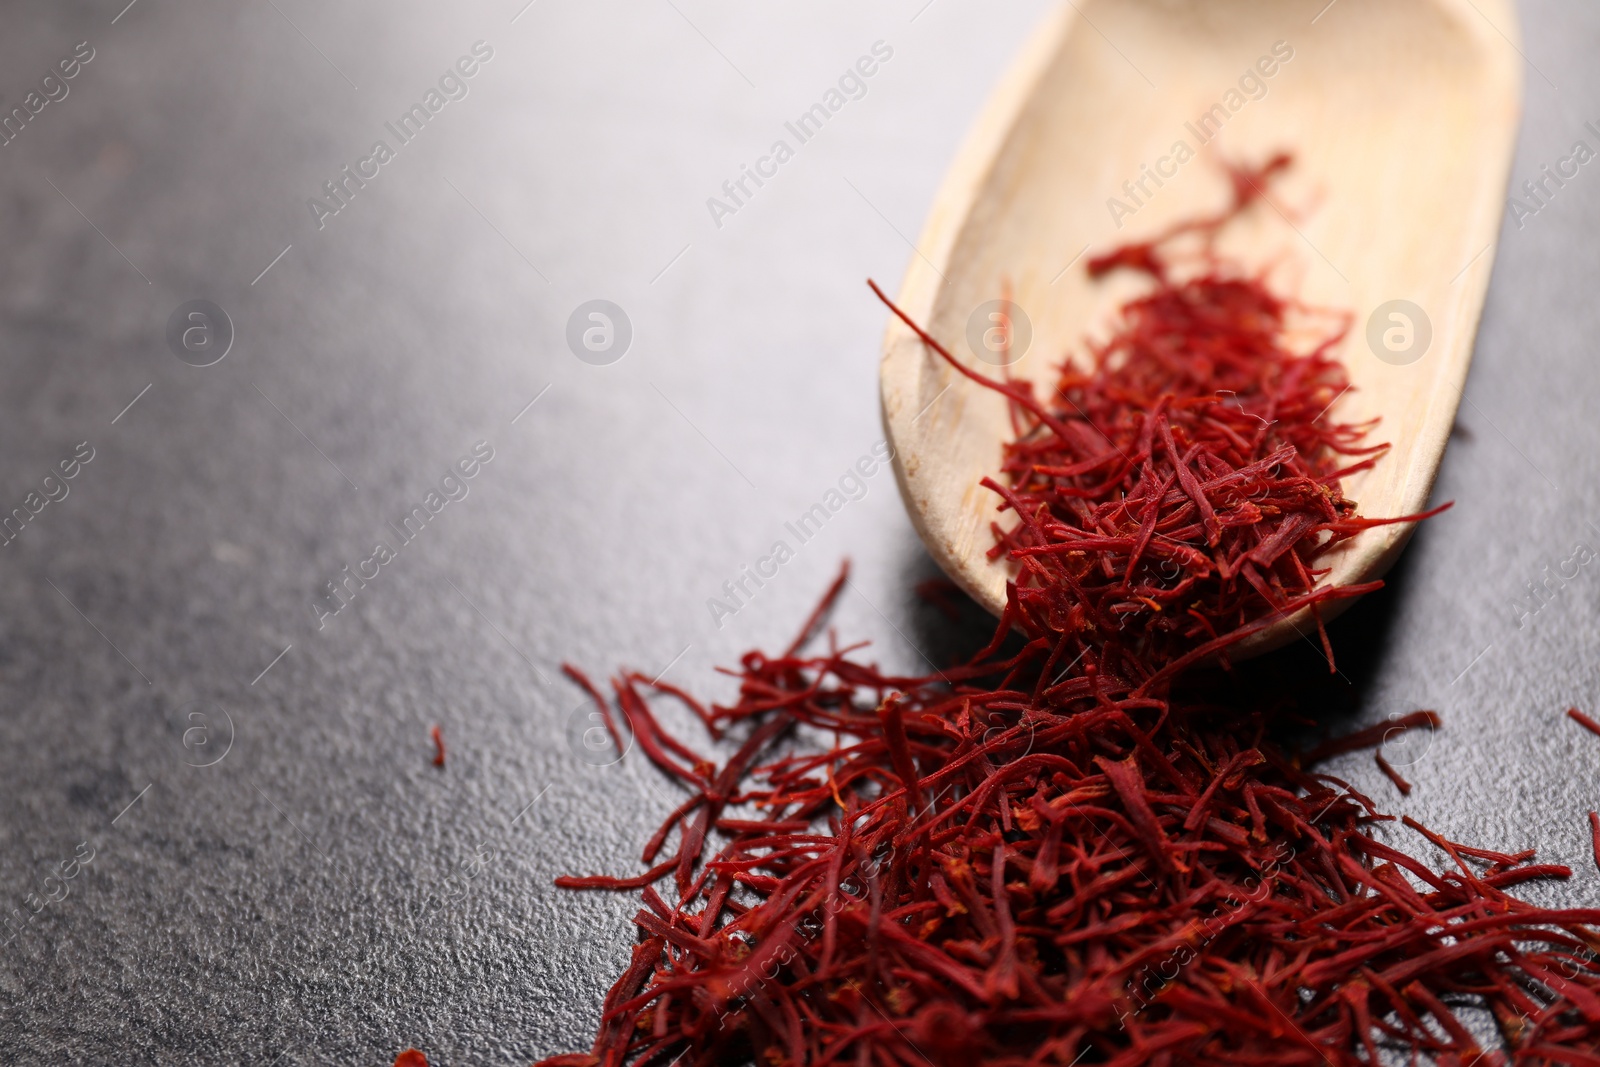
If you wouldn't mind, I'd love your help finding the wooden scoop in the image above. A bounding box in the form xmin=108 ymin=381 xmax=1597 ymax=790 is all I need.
xmin=879 ymin=0 xmax=1521 ymax=653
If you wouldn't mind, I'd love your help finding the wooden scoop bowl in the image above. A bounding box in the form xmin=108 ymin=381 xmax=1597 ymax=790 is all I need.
xmin=879 ymin=0 xmax=1521 ymax=654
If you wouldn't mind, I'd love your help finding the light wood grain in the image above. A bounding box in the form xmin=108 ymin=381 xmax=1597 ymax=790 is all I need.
xmin=879 ymin=0 xmax=1521 ymax=654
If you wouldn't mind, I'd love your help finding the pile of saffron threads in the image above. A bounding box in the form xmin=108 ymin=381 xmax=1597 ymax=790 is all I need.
xmin=539 ymin=159 xmax=1600 ymax=1066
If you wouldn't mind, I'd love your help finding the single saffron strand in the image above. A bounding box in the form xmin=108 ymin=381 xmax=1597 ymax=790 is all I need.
xmin=1569 ymin=706 xmax=1600 ymax=739
xmin=430 ymin=724 xmax=446 ymax=768
xmin=1374 ymin=750 xmax=1412 ymax=796
xmin=1590 ymin=811 xmax=1600 ymax=875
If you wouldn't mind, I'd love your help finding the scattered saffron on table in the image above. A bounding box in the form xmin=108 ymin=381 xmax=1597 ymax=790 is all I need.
xmin=539 ymin=158 xmax=1600 ymax=1065
xmin=1590 ymin=812 xmax=1600 ymax=876
xmin=430 ymin=724 xmax=446 ymax=768
xmin=1569 ymin=706 xmax=1600 ymax=740
xmin=1372 ymin=749 xmax=1412 ymax=796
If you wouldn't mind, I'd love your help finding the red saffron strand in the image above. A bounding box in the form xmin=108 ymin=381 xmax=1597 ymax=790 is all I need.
xmin=430 ymin=724 xmax=445 ymax=768
xmin=1590 ymin=811 xmax=1600 ymax=876
xmin=1569 ymin=706 xmax=1600 ymax=739
xmin=1373 ymin=750 xmax=1412 ymax=796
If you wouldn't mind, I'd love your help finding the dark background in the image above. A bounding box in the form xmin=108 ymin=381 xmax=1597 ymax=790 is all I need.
xmin=0 ymin=0 xmax=1594 ymax=1063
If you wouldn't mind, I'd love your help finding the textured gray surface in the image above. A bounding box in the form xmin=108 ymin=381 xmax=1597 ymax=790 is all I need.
xmin=0 ymin=0 xmax=1595 ymax=1063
